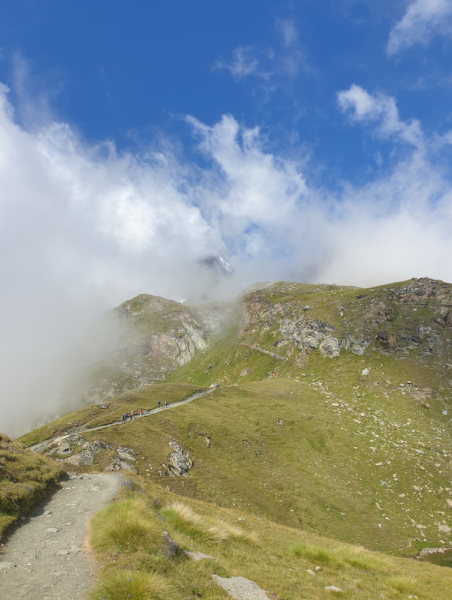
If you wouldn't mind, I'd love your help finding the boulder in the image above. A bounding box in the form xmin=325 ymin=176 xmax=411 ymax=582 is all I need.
xmin=56 ymin=441 xmax=72 ymax=456
xmin=319 ymin=337 xmax=340 ymax=358
xmin=161 ymin=531 xmax=178 ymax=558
xmin=64 ymin=449 xmax=95 ymax=467
xmin=104 ymin=457 xmax=137 ymax=473
xmin=116 ymin=449 xmax=136 ymax=461
xmin=166 ymin=439 xmax=193 ymax=476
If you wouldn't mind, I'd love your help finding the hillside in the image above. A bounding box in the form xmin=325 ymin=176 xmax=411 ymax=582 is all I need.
xmin=75 ymin=294 xmax=235 ymax=405
xmin=0 ymin=433 xmax=63 ymax=538
xmin=85 ymin=478 xmax=452 ymax=600
xmin=15 ymin=277 xmax=452 ymax=563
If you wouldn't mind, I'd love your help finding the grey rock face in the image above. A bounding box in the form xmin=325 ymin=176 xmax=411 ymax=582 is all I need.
xmin=64 ymin=449 xmax=95 ymax=467
xmin=104 ymin=457 xmax=137 ymax=473
xmin=159 ymin=439 xmax=194 ymax=477
xmin=116 ymin=449 xmax=136 ymax=462
xmin=340 ymin=335 xmax=369 ymax=355
xmin=161 ymin=531 xmax=178 ymax=558
xmin=56 ymin=441 xmax=72 ymax=456
xmin=168 ymin=443 xmax=193 ymax=476
xmin=319 ymin=337 xmax=340 ymax=358
xmin=75 ymin=294 xmax=236 ymax=406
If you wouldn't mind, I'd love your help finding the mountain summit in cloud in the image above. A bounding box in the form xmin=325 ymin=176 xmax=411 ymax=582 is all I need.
xmin=198 ymin=252 xmax=234 ymax=279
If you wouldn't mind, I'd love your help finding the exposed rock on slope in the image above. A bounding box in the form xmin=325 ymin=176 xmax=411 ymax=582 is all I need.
xmin=241 ymin=277 xmax=452 ymax=361
xmin=80 ymin=294 xmax=235 ymax=405
xmin=158 ymin=439 xmax=193 ymax=477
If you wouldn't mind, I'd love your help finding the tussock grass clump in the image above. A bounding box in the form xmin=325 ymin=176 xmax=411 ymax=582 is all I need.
xmin=90 ymin=496 xmax=160 ymax=554
xmin=386 ymin=573 xmax=418 ymax=595
xmin=162 ymin=501 xmax=206 ymax=539
xmin=334 ymin=545 xmax=389 ymax=571
xmin=163 ymin=501 xmax=257 ymax=544
xmin=290 ymin=542 xmax=389 ymax=572
xmin=211 ymin=518 xmax=259 ymax=544
xmin=290 ymin=542 xmax=335 ymax=564
xmin=87 ymin=569 xmax=168 ymax=600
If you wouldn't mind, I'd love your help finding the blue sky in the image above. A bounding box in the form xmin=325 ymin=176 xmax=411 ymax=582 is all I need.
xmin=3 ymin=0 xmax=452 ymax=433
xmin=1 ymin=0 xmax=451 ymax=181
xmin=1 ymin=0 xmax=452 ymax=297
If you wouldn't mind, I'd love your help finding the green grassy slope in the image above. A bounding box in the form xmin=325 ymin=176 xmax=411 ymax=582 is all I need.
xmin=15 ymin=278 xmax=452 ymax=557
xmin=18 ymin=383 xmax=205 ymax=447
xmin=0 ymin=433 xmax=64 ymax=539
xmin=87 ymin=478 xmax=452 ymax=600
xmin=76 ymin=374 xmax=451 ymax=553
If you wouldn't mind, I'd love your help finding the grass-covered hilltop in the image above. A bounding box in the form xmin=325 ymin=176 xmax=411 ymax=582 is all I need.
xmin=6 ymin=277 xmax=452 ymax=599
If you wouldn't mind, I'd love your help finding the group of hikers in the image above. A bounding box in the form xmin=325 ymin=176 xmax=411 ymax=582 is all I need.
xmin=121 ymin=400 xmax=169 ymax=423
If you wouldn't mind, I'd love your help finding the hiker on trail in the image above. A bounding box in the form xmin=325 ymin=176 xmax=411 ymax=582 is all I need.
xmin=129 ymin=412 xmax=132 ymax=421
xmin=165 ymin=401 xmax=168 ymax=408
xmin=139 ymin=409 xmax=143 ymax=417
xmin=130 ymin=410 xmax=134 ymax=420
xmin=121 ymin=414 xmax=125 ymax=423
xmin=158 ymin=400 xmax=161 ymax=408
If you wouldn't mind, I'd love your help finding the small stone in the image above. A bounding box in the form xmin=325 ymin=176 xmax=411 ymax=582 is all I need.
xmin=325 ymin=586 xmax=343 ymax=592
xmin=439 ymin=524 xmax=452 ymax=534
xmin=446 ymin=499 xmax=452 ymax=509
xmin=90 ymin=486 xmax=101 ymax=492
xmin=306 ymin=569 xmax=316 ymax=575
xmin=46 ymin=528 xmax=58 ymax=533
xmin=315 ymin=566 xmax=321 ymax=572
xmin=184 ymin=550 xmax=215 ymax=561
xmin=361 ymin=368 xmax=369 ymax=376
xmin=0 ymin=562 xmax=16 ymax=570
xmin=57 ymin=550 xmax=69 ymax=555
xmin=161 ymin=531 xmax=178 ymax=558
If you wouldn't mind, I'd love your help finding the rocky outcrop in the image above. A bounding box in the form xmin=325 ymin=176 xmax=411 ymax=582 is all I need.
xmin=158 ymin=439 xmax=193 ymax=477
xmin=64 ymin=449 xmax=95 ymax=467
xmin=104 ymin=456 xmax=137 ymax=473
xmin=77 ymin=294 xmax=235 ymax=405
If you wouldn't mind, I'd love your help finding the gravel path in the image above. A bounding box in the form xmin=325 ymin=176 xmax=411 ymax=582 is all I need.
xmin=0 ymin=472 xmax=123 ymax=600
xmin=30 ymin=389 xmax=215 ymax=455
xmin=84 ymin=387 xmax=214 ymax=433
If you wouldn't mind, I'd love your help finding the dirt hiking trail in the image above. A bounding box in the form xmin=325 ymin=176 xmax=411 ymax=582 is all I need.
xmin=0 ymin=472 xmax=123 ymax=600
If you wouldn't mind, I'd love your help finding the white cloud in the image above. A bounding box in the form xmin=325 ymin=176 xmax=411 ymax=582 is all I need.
xmin=2 ymin=76 xmax=452 ymax=436
xmin=212 ymin=46 xmax=262 ymax=81
xmin=213 ymin=19 xmax=311 ymax=86
xmin=275 ymin=19 xmax=298 ymax=47
xmin=0 ymin=83 xmax=224 ymax=436
xmin=337 ymin=84 xmax=424 ymax=147
xmin=387 ymin=0 xmax=452 ymax=55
